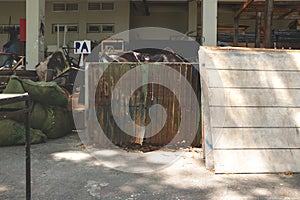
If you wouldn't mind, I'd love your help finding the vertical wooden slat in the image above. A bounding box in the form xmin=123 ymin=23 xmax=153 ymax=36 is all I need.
xmin=255 ymin=12 xmax=262 ymax=48
xmin=264 ymin=0 xmax=274 ymax=48
xmin=125 ymin=63 xmax=132 ymax=145
xmin=162 ymin=64 xmax=169 ymax=145
xmin=88 ymin=64 xmax=95 ymax=144
xmin=93 ymin=62 xmax=202 ymax=147
xmin=115 ymin=64 xmax=121 ymax=145
xmin=166 ymin=64 xmax=174 ymax=145
xmin=234 ymin=19 xmax=239 ymax=47
xmin=173 ymin=65 xmax=181 ymax=145
xmin=168 ymin=65 xmax=176 ymax=145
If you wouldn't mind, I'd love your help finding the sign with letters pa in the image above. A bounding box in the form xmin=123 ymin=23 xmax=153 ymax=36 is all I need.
xmin=74 ymin=40 xmax=91 ymax=54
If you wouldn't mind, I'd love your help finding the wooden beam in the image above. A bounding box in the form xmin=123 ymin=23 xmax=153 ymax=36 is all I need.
xmin=242 ymin=8 xmax=292 ymax=13
xmin=240 ymin=14 xmax=300 ymax=20
xmin=234 ymin=0 xmax=255 ymax=20
xmin=263 ymin=0 xmax=274 ymax=48
xmin=278 ymin=8 xmax=296 ymax=20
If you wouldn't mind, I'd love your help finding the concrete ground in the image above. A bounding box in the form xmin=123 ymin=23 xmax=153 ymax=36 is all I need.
xmin=0 ymin=133 xmax=299 ymax=200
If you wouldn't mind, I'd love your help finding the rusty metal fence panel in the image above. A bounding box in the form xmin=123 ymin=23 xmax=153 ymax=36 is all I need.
xmin=86 ymin=62 xmax=201 ymax=147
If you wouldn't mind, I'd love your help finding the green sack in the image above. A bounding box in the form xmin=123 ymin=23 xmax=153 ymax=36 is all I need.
xmin=0 ymin=119 xmax=47 ymax=146
xmin=29 ymin=102 xmax=53 ymax=132
xmin=21 ymin=78 xmax=68 ymax=107
xmin=0 ymin=76 xmax=27 ymax=122
xmin=29 ymin=102 xmax=73 ymax=139
xmin=3 ymin=76 xmax=25 ymax=94
xmin=46 ymin=108 xmax=74 ymax=139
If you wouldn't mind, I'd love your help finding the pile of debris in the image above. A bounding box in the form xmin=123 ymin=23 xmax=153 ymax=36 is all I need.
xmin=0 ymin=76 xmax=74 ymax=146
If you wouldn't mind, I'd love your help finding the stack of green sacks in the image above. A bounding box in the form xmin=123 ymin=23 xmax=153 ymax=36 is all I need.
xmin=0 ymin=76 xmax=74 ymax=146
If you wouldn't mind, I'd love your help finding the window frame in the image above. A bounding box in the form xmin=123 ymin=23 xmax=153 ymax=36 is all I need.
xmin=53 ymin=2 xmax=79 ymax=12
xmin=52 ymin=24 xmax=79 ymax=33
xmin=86 ymin=23 xmax=115 ymax=33
xmin=87 ymin=1 xmax=114 ymax=11
xmin=0 ymin=24 xmax=20 ymax=34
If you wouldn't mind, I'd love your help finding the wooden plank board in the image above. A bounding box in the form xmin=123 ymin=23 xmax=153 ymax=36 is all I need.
xmin=201 ymin=77 xmax=214 ymax=169
xmin=205 ymin=70 xmax=300 ymax=88
xmin=200 ymin=47 xmax=300 ymax=173
xmin=211 ymin=107 xmax=300 ymax=128
xmin=212 ymin=128 xmax=300 ymax=149
xmin=200 ymin=47 xmax=300 ymax=71
xmin=214 ymin=149 xmax=300 ymax=173
xmin=209 ymin=88 xmax=300 ymax=107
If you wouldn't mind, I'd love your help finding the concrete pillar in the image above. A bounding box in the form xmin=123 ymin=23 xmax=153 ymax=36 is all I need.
xmin=202 ymin=0 xmax=217 ymax=46
xmin=26 ymin=0 xmax=45 ymax=70
xmin=188 ymin=0 xmax=198 ymax=34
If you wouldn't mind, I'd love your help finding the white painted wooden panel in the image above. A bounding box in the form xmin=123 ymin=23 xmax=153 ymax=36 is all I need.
xmin=205 ymin=70 xmax=300 ymax=89
xmin=214 ymin=149 xmax=300 ymax=173
xmin=209 ymin=88 xmax=300 ymax=107
xmin=212 ymin=128 xmax=300 ymax=149
xmin=200 ymin=46 xmax=300 ymax=173
xmin=211 ymin=107 xmax=300 ymax=128
xmin=200 ymin=47 xmax=300 ymax=71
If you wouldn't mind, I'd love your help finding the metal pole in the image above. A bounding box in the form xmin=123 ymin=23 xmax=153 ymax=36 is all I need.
xmin=25 ymin=99 xmax=31 ymax=200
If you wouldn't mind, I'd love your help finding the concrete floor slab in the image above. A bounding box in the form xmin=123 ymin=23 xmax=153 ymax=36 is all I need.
xmin=0 ymin=134 xmax=299 ymax=200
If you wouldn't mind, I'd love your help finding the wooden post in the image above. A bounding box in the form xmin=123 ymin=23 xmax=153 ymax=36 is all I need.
xmin=233 ymin=0 xmax=255 ymax=47
xmin=233 ymin=19 xmax=239 ymax=47
xmin=263 ymin=0 xmax=274 ymax=48
xmin=255 ymin=12 xmax=262 ymax=48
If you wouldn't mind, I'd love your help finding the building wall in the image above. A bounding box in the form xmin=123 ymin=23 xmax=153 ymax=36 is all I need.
xmin=0 ymin=2 xmax=26 ymax=50
xmin=0 ymin=1 xmax=130 ymax=52
xmin=45 ymin=1 xmax=130 ymax=48
xmin=130 ymin=3 xmax=188 ymax=36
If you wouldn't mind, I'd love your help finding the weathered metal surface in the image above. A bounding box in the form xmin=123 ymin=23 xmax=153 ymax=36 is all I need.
xmin=88 ymin=62 xmax=201 ymax=147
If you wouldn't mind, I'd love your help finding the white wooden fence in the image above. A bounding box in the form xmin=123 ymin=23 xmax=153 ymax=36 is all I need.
xmin=200 ymin=46 xmax=300 ymax=173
